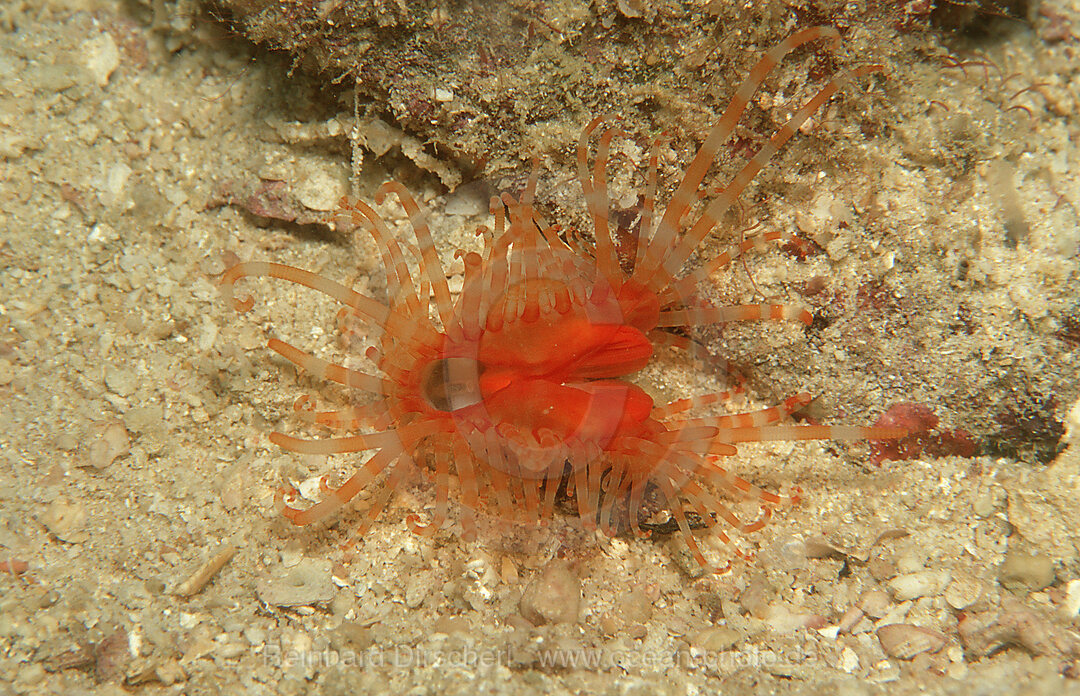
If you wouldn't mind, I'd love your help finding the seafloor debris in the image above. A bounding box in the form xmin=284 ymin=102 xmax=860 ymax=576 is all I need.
xmin=87 ymin=422 xmax=130 ymax=469
xmin=959 ymin=598 xmax=1080 ymax=668
xmin=877 ymin=623 xmax=948 ymax=660
xmin=987 ymin=392 xmax=1067 ymax=465
xmin=173 ymin=544 xmax=237 ymax=597
xmin=998 ymin=547 xmax=1056 ymax=593
xmin=870 ymin=403 xmax=977 ymax=465
xmin=206 ymin=178 xmax=334 ymax=228
xmin=519 ymin=560 xmax=581 ymax=626
xmin=256 ymin=559 xmax=335 ymax=608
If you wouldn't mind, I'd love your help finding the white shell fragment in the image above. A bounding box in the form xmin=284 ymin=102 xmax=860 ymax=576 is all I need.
xmin=174 ymin=545 xmax=237 ymax=597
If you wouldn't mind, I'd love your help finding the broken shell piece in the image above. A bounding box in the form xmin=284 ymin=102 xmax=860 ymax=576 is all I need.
xmin=837 ymin=606 xmax=864 ymax=634
xmin=877 ymin=623 xmax=947 ymax=660
xmin=87 ymin=422 xmax=130 ymax=469
xmin=39 ymin=496 xmax=89 ymax=543
xmin=1063 ymin=579 xmax=1080 ymax=617
xmin=174 ymin=545 xmax=236 ymax=597
xmin=887 ymin=570 xmax=951 ymax=601
xmin=858 ymin=590 xmax=892 ymax=619
xmin=803 ymin=537 xmax=847 ymax=560
xmin=803 ymin=529 xmax=910 ymax=564
xmin=945 ymin=573 xmax=987 ymax=610
xmin=839 ymin=589 xmax=892 ymax=633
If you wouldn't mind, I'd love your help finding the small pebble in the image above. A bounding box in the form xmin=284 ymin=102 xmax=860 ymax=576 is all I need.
xmin=39 ymin=496 xmax=88 ymax=543
xmin=998 ymin=549 xmax=1055 ymax=592
xmin=55 ymin=433 xmax=80 ymax=451
xmin=216 ymin=643 xmax=246 ymax=660
xmin=875 ymin=601 xmax=913 ymax=629
xmin=959 ymin=601 xmax=1080 ymax=660
xmin=764 ymin=603 xmax=828 ymax=633
xmin=87 ymin=422 xmax=130 ymax=468
xmin=868 ymin=556 xmax=898 ymax=582
xmin=404 ymin=575 xmax=429 ymax=609
xmin=773 ymin=537 xmax=809 ymax=569
xmin=837 ymin=606 xmax=864 ymax=634
xmin=431 ymin=615 xmax=471 ymax=636
xmin=692 ymin=626 xmax=741 ymax=651
xmin=615 ymin=587 xmax=654 ymax=625
xmin=858 ymin=590 xmax=892 ymax=619
xmin=887 ymin=570 xmax=951 ymax=601
xmin=519 ymin=560 xmax=580 ymax=625
xmin=294 ymin=166 xmax=347 ymax=211
xmin=803 ymin=537 xmax=845 ymax=560
xmin=1065 ymin=397 xmax=1080 ymax=446
xmin=105 ymin=365 xmax=137 ymax=396
xmin=895 ymin=550 xmax=928 ymax=574
xmin=738 ymin=573 xmax=774 ymax=618
xmin=94 ymin=629 xmax=131 ymax=683
xmin=500 ymin=556 xmax=519 ymax=584
xmin=972 ymin=491 xmax=996 ymax=517
xmin=243 ymin=627 xmax=267 ymax=645
xmin=123 ymin=404 xmax=163 ymax=434
xmin=605 ymin=587 xmax=654 ymax=639
xmin=333 ymin=622 xmax=374 ymax=651
xmin=15 ymin=663 xmax=47 ymax=690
